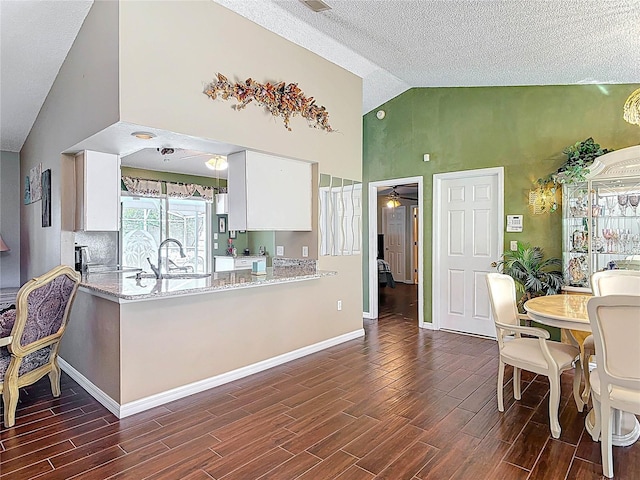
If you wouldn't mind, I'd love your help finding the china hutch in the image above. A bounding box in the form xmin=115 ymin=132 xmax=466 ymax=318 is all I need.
xmin=563 ymin=145 xmax=640 ymax=292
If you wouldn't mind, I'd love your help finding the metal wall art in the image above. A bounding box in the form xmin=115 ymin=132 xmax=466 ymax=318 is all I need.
xmin=203 ymin=73 xmax=333 ymax=132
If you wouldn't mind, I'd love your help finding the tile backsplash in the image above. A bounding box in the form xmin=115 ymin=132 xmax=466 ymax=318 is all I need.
xmin=75 ymin=231 xmax=119 ymax=266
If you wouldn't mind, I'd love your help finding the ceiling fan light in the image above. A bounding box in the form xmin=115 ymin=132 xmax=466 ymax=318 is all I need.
xmin=205 ymin=156 xmax=228 ymax=171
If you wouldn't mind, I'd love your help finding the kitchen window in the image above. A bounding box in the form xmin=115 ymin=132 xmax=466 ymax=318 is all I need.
xmin=121 ymin=194 xmax=211 ymax=272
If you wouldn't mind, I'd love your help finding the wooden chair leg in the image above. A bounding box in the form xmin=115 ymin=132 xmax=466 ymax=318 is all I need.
xmin=497 ymin=360 xmax=505 ymax=412
xmin=3 ymin=383 xmax=19 ymax=428
xmin=548 ymin=372 xmax=562 ymax=439
xmin=513 ymin=367 xmax=521 ymax=400
xmin=582 ymin=349 xmax=592 ymax=405
xmin=572 ymin=357 xmax=584 ymax=412
xmin=49 ymin=360 xmax=62 ymax=397
xmin=601 ymin=399 xmax=614 ymax=478
xmin=591 ymin=394 xmax=601 ymax=442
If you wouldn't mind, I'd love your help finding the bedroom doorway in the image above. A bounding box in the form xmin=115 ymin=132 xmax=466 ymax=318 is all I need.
xmin=367 ymin=177 xmax=424 ymax=327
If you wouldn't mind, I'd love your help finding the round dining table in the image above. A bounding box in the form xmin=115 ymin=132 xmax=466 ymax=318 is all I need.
xmin=524 ymin=294 xmax=640 ymax=447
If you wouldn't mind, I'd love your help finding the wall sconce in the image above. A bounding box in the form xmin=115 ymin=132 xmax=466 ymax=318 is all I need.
xmin=623 ymin=87 xmax=640 ymax=126
xmin=528 ymin=185 xmax=558 ymax=214
xmin=0 ymin=235 xmax=9 ymax=252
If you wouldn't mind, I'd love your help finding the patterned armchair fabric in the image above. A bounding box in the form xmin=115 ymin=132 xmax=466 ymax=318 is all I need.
xmin=0 ymin=266 xmax=80 ymax=427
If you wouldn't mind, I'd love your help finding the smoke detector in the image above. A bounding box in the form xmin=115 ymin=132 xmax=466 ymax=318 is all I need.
xmin=300 ymin=0 xmax=331 ymax=13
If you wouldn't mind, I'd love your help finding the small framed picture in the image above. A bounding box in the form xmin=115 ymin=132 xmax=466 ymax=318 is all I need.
xmin=229 ymin=230 xmax=237 ymax=239
xmin=218 ymin=216 xmax=226 ymax=233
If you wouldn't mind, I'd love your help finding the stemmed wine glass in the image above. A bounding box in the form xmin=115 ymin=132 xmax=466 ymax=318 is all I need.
xmin=605 ymin=196 xmax=617 ymax=216
xmin=628 ymin=194 xmax=639 ymax=216
xmin=617 ymin=194 xmax=628 ymax=216
xmin=602 ymin=228 xmax=614 ymax=253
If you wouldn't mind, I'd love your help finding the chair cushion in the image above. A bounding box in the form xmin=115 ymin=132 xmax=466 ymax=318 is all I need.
xmin=0 ymin=345 xmax=53 ymax=383
xmin=22 ymin=275 xmax=75 ymax=346
xmin=0 ymin=307 xmax=16 ymax=338
xmin=501 ymin=338 xmax=579 ymax=370
xmin=590 ymin=369 xmax=640 ymax=414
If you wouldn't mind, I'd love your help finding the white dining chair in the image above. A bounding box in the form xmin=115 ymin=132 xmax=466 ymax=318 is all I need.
xmin=486 ymin=273 xmax=582 ymax=439
xmin=586 ymin=295 xmax=640 ymax=478
xmin=582 ymin=270 xmax=640 ymax=404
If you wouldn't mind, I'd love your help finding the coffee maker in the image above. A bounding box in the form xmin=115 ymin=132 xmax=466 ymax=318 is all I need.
xmin=74 ymin=245 xmax=90 ymax=273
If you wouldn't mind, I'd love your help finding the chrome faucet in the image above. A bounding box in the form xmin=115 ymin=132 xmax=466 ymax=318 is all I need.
xmin=147 ymin=238 xmax=186 ymax=279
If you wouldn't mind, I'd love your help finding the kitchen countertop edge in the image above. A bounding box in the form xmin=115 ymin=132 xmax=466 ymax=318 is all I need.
xmin=79 ymin=269 xmax=337 ymax=304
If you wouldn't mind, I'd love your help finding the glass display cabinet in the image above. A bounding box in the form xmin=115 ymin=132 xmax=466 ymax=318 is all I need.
xmin=562 ymin=145 xmax=640 ymax=291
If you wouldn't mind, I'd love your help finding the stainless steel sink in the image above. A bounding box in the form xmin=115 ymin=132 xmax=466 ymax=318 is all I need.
xmin=128 ymin=273 xmax=211 ymax=280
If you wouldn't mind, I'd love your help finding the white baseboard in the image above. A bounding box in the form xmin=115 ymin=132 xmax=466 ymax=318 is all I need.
xmin=362 ymin=311 xmax=375 ymax=319
xmin=60 ymin=328 xmax=365 ymax=419
xmin=58 ymin=358 xmax=121 ymax=418
xmin=419 ymin=321 xmax=436 ymax=330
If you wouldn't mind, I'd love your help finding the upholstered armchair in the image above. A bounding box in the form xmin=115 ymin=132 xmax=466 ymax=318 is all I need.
xmin=0 ymin=266 xmax=80 ymax=427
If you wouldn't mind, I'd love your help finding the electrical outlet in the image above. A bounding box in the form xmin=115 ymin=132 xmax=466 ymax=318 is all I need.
xmin=214 ymin=242 xmax=218 ymax=249
xmin=337 ymin=300 xmax=342 ymax=311
xmin=213 ymin=233 xmax=218 ymax=240
xmin=302 ymin=246 xmax=309 ymax=257
xmin=276 ymin=245 xmax=284 ymax=256
xmin=510 ymin=240 xmax=518 ymax=251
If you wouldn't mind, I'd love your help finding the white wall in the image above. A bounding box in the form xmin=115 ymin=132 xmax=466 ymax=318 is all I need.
xmin=20 ymin=0 xmax=120 ymax=281
xmin=0 ymin=151 xmax=21 ymax=287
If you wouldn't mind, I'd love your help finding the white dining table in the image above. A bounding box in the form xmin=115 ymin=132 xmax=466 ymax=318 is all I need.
xmin=524 ymin=294 xmax=640 ymax=447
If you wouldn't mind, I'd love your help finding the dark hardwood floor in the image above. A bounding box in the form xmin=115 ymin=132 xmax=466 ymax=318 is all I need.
xmin=1 ymin=283 xmax=638 ymax=479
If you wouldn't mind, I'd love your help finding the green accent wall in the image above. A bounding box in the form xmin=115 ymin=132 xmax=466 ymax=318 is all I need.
xmin=363 ymin=84 xmax=640 ymax=319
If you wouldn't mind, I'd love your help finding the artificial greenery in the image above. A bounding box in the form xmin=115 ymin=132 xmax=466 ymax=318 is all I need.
xmin=495 ymin=244 xmax=563 ymax=312
xmin=538 ymin=137 xmax=613 ymax=189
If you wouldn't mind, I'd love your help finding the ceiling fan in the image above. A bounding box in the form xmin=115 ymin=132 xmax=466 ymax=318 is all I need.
xmin=384 ymin=186 xmax=418 ymax=208
xmin=157 ymin=148 xmax=228 ymax=170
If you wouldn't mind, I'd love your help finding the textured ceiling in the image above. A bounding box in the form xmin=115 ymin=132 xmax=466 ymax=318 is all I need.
xmin=1 ymin=0 xmax=638 ymax=153
xmin=0 ymin=0 xmax=93 ymax=152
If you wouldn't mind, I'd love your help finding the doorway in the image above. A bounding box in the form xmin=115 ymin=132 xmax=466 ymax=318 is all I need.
xmin=367 ymin=177 xmax=424 ymax=327
xmin=432 ymin=167 xmax=504 ymax=337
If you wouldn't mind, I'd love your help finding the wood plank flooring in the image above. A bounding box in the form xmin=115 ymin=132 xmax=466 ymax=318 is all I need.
xmin=1 ymin=283 xmax=638 ymax=479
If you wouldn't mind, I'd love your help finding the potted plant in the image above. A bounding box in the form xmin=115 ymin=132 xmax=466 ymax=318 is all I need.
xmin=538 ymin=137 xmax=613 ymax=190
xmin=495 ymin=243 xmax=563 ymax=313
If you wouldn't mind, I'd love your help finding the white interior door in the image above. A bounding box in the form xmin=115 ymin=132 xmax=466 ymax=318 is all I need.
xmin=384 ymin=206 xmax=406 ymax=283
xmin=435 ymin=169 xmax=503 ymax=337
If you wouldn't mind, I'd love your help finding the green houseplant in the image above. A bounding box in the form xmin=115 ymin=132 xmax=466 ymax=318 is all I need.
xmin=538 ymin=137 xmax=613 ymax=190
xmin=495 ymin=243 xmax=564 ymax=313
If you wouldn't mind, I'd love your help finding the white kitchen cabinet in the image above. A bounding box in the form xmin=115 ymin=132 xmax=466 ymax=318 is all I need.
xmin=214 ymin=255 xmax=266 ymax=272
xmin=215 ymin=193 xmax=229 ymax=214
xmin=227 ymin=150 xmax=312 ymax=231
xmin=75 ymin=150 xmax=121 ymax=231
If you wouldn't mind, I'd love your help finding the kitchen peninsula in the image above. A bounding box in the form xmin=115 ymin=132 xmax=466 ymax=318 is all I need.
xmin=59 ymin=261 xmax=361 ymax=419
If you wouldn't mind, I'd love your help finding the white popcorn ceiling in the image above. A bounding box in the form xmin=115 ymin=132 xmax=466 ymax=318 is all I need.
xmin=218 ymin=0 xmax=640 ymax=113
xmin=1 ymin=0 xmax=638 ymax=152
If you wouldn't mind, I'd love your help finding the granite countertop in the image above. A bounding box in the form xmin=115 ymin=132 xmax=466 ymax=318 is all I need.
xmin=79 ymin=267 xmax=336 ymax=303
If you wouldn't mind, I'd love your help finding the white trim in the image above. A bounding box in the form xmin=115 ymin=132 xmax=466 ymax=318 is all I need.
xmin=61 ymin=329 xmax=364 ymax=419
xmin=432 ymin=167 xmax=504 ymax=332
xmin=363 ymin=311 xmax=375 ymax=319
xmin=58 ymin=357 xmax=121 ymax=417
xmin=367 ymin=176 xmax=424 ymax=327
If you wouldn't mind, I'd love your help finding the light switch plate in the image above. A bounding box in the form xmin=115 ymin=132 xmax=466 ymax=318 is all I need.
xmin=214 ymin=233 xmax=218 ymax=240
xmin=276 ymin=245 xmax=284 ymax=256
xmin=510 ymin=240 xmax=518 ymax=251
xmin=302 ymin=246 xmax=309 ymax=257
xmin=214 ymin=242 xmax=218 ymax=249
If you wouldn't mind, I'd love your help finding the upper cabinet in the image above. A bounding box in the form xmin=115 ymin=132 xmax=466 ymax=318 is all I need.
xmin=227 ymin=150 xmax=312 ymax=231
xmin=75 ymin=150 xmax=121 ymax=231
